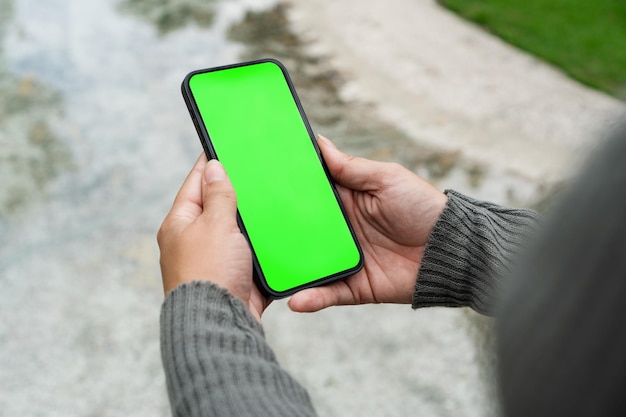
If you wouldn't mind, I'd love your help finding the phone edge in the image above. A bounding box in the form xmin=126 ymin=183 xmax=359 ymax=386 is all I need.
xmin=180 ymin=58 xmax=364 ymax=299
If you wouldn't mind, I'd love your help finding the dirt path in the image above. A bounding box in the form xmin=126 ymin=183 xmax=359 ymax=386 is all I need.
xmin=287 ymin=0 xmax=624 ymax=183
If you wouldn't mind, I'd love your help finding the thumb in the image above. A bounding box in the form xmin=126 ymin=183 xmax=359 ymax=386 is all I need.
xmin=201 ymin=159 xmax=238 ymax=226
xmin=288 ymin=281 xmax=357 ymax=312
xmin=317 ymin=135 xmax=389 ymax=191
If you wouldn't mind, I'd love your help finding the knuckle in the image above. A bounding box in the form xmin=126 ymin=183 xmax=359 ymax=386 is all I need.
xmin=382 ymin=162 xmax=406 ymax=183
xmin=156 ymin=219 xmax=172 ymax=247
xmin=387 ymin=162 xmax=404 ymax=174
xmin=206 ymin=183 xmax=237 ymax=204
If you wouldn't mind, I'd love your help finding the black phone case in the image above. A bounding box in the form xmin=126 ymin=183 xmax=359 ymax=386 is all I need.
xmin=181 ymin=58 xmax=363 ymax=298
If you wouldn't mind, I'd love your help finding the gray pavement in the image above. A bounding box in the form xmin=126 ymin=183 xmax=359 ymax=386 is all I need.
xmin=0 ymin=0 xmax=623 ymax=416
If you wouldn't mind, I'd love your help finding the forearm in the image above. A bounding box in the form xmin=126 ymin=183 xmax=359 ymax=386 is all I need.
xmin=413 ymin=190 xmax=539 ymax=315
xmin=160 ymin=282 xmax=316 ymax=417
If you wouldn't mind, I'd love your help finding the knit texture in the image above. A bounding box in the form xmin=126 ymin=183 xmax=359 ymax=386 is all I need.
xmin=160 ymin=124 xmax=626 ymax=416
xmin=413 ymin=190 xmax=539 ymax=315
xmin=160 ymin=281 xmax=317 ymax=417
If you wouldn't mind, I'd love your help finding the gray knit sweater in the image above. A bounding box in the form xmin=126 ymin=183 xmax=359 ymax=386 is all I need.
xmin=161 ymin=124 xmax=626 ymax=417
xmin=160 ymin=190 xmax=538 ymax=416
xmin=160 ymin=282 xmax=316 ymax=416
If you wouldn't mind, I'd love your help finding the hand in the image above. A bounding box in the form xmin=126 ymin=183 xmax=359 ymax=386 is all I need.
xmin=288 ymin=136 xmax=447 ymax=312
xmin=157 ymin=155 xmax=269 ymax=322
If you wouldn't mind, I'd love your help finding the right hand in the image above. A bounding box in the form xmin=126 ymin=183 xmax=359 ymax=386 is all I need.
xmin=288 ymin=136 xmax=448 ymax=312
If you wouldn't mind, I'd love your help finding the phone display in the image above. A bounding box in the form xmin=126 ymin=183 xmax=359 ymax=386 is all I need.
xmin=182 ymin=59 xmax=363 ymax=297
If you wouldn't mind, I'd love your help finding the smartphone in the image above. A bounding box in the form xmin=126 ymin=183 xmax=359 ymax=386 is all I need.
xmin=181 ymin=58 xmax=363 ymax=298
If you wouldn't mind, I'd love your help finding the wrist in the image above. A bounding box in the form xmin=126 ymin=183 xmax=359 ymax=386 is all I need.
xmin=414 ymin=190 xmax=539 ymax=315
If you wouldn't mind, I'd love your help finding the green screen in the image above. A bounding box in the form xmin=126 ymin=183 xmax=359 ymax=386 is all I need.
xmin=186 ymin=60 xmax=362 ymax=294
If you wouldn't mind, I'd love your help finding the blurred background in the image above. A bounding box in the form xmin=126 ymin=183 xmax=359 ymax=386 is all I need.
xmin=0 ymin=0 xmax=624 ymax=416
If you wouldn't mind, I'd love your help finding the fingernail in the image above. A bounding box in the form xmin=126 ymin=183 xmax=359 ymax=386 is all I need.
xmin=204 ymin=159 xmax=226 ymax=184
xmin=317 ymin=134 xmax=337 ymax=149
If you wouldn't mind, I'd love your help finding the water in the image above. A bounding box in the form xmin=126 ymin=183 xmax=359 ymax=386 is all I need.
xmin=0 ymin=0 xmax=274 ymax=415
xmin=0 ymin=1 xmax=524 ymax=415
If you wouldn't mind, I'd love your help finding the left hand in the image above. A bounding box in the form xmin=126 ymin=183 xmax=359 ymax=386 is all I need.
xmin=157 ymin=154 xmax=269 ymax=322
xmin=288 ymin=136 xmax=447 ymax=312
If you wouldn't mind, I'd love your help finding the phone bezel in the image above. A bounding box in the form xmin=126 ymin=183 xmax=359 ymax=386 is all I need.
xmin=181 ymin=58 xmax=364 ymax=298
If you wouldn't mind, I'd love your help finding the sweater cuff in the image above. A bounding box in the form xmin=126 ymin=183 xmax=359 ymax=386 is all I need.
xmin=413 ymin=190 xmax=539 ymax=315
xmin=161 ymin=280 xmax=264 ymax=338
xmin=160 ymin=281 xmax=316 ymax=417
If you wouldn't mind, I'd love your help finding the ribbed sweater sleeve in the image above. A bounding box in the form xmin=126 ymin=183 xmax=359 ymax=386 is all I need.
xmin=160 ymin=281 xmax=317 ymax=417
xmin=413 ymin=190 xmax=539 ymax=315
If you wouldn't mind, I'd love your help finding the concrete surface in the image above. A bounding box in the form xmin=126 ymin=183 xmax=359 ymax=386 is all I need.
xmin=0 ymin=0 xmax=623 ymax=416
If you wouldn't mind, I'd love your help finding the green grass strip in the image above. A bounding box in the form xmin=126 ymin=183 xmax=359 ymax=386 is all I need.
xmin=440 ymin=0 xmax=626 ymax=97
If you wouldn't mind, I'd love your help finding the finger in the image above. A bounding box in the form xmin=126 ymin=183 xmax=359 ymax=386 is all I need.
xmin=287 ymin=283 xmax=354 ymax=312
xmin=200 ymin=159 xmax=239 ymax=228
xmin=317 ymin=135 xmax=389 ymax=191
xmin=168 ymin=153 xmax=207 ymax=223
